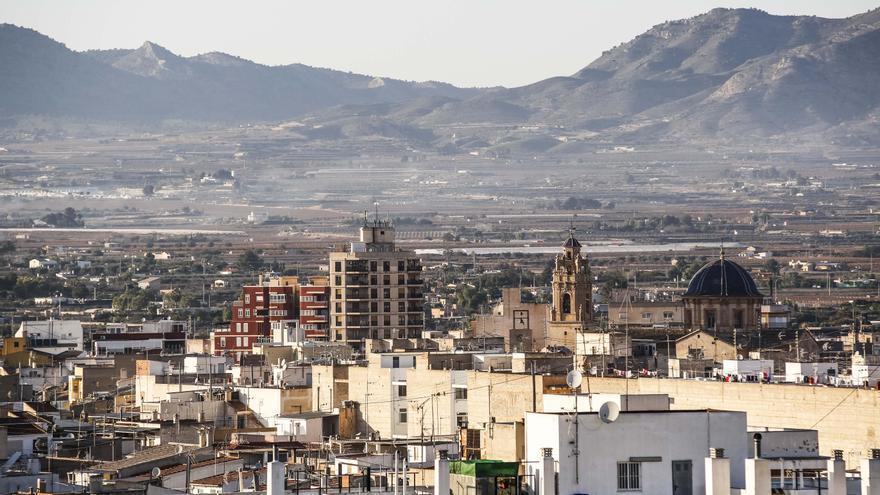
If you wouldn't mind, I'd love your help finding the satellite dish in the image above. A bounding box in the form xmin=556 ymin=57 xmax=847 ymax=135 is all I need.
xmin=599 ymin=402 xmax=620 ymax=423
xmin=151 ymin=467 xmax=161 ymax=478
xmin=566 ymin=370 xmax=583 ymax=389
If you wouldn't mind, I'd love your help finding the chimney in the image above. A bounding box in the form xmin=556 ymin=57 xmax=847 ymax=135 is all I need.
xmin=744 ymin=458 xmax=770 ymax=495
xmin=433 ymin=450 xmax=450 ymax=495
xmin=541 ymin=448 xmax=556 ymax=495
xmin=827 ymin=450 xmax=846 ymax=495
xmin=705 ymin=448 xmax=730 ymax=495
xmin=752 ymin=433 xmax=762 ymax=458
xmin=862 ymin=449 xmax=880 ymax=495
xmin=267 ymin=459 xmax=285 ymax=495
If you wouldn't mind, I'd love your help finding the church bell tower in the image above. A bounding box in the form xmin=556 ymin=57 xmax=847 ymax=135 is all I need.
xmin=551 ymin=229 xmax=592 ymax=324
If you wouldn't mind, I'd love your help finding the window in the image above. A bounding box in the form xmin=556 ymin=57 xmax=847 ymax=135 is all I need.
xmin=383 ymin=261 xmax=391 ymax=272
xmin=383 ymin=275 xmax=390 ymax=285
xmin=245 ymin=294 xmax=250 ymax=304
xmin=641 ymin=312 xmax=652 ymax=320
xmin=238 ymin=309 xmax=243 ymax=318
xmin=398 ymin=408 xmax=408 ymax=423
xmin=398 ymin=302 xmax=406 ymax=312
xmin=454 ymin=388 xmax=468 ymax=400
xmin=383 ymin=288 xmax=391 ymax=299
xmin=392 ymin=356 xmax=400 ymax=368
xmin=617 ymin=462 xmax=641 ymax=491
xmin=384 ymin=302 xmax=391 ymax=313
xmin=705 ymin=310 xmax=717 ymax=329
xmin=334 ymin=261 xmax=342 ymax=272
xmin=243 ymin=322 xmax=248 ymax=332
xmin=245 ymin=309 xmax=251 ymax=318
xmin=236 ymin=322 xmax=242 ymax=332
xmin=335 ymin=276 xmax=342 ymax=286
xmin=397 ymin=385 xmax=407 ymax=397
xmin=663 ymin=311 xmax=674 ymax=320
xmin=398 ymin=260 xmax=405 ymax=271
xmin=220 ymin=337 xmax=226 ymax=347
xmin=733 ymin=309 xmax=744 ymax=328
xmin=270 ymin=293 xmax=286 ymax=303
xmin=370 ymin=261 xmax=377 ymax=272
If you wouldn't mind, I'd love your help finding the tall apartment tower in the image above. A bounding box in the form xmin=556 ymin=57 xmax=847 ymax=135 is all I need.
xmin=329 ymin=220 xmax=424 ymax=350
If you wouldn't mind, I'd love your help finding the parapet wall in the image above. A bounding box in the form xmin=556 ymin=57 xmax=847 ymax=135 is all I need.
xmin=585 ymin=377 xmax=880 ymax=468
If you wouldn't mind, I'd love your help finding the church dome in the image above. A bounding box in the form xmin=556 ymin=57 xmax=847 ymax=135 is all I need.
xmin=684 ymin=257 xmax=763 ymax=298
xmin=563 ymin=235 xmax=581 ymax=248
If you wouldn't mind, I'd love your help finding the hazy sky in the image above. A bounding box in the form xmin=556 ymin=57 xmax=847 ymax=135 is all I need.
xmin=2 ymin=1 xmax=877 ymax=87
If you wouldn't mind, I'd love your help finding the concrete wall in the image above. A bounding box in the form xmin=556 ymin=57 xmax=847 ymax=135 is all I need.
xmin=235 ymin=386 xmax=311 ymax=427
xmin=525 ymin=410 xmax=747 ymax=495
xmin=466 ymin=372 xmax=567 ymax=426
xmin=584 ymin=377 xmax=880 ymax=468
xmin=312 ymin=364 xmax=349 ymax=412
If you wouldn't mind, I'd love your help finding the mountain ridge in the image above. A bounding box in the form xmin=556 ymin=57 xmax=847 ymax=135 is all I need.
xmin=2 ymin=7 xmax=879 ymax=147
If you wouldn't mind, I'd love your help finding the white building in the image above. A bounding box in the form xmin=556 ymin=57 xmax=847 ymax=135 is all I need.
xmin=16 ymin=319 xmax=84 ymax=351
xmin=28 ymin=258 xmax=57 ymax=270
xmin=275 ymin=410 xmax=339 ymax=443
xmin=784 ymin=362 xmax=838 ymax=384
xmin=722 ymin=359 xmax=774 ymax=382
xmin=524 ymin=408 xmax=748 ymax=495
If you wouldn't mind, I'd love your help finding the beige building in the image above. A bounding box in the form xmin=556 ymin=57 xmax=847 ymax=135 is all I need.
xmin=471 ymin=288 xmax=550 ymax=351
xmin=329 ymin=221 xmax=424 ymax=350
xmin=310 ymin=351 xmax=567 ymax=462
xmin=609 ymin=301 xmax=683 ymax=329
xmin=675 ymin=330 xmax=737 ymax=363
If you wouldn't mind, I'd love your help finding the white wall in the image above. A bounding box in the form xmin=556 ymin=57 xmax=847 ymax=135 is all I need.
xmin=525 ymin=410 xmax=748 ymax=495
xmin=784 ymin=362 xmax=838 ymax=383
xmin=542 ymin=393 xmax=670 ymax=413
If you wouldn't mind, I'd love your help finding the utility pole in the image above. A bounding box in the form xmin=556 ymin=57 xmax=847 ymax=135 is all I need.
xmin=531 ymin=361 xmax=537 ymax=412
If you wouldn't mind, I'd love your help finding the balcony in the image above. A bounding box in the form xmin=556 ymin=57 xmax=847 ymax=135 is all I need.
xmin=345 ymin=289 xmax=370 ymax=300
xmin=345 ymin=261 xmax=369 ymax=273
xmin=407 ymin=278 xmax=424 ymax=286
xmin=345 ymin=276 xmax=370 ymax=286
xmin=345 ymin=304 xmax=370 ymax=314
xmin=345 ymin=317 xmax=370 ymax=328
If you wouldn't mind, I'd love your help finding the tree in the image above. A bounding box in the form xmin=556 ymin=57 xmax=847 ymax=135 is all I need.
xmin=143 ymin=184 xmax=155 ymax=196
xmin=764 ymin=258 xmax=781 ymax=276
xmin=162 ymin=289 xmax=194 ymax=309
xmin=237 ymin=250 xmax=264 ymax=271
xmin=40 ymin=208 xmax=84 ymax=228
xmin=112 ymin=289 xmax=154 ymax=312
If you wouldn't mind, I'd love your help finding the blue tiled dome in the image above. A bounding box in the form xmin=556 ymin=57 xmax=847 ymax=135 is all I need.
xmin=684 ymin=257 xmax=763 ymax=298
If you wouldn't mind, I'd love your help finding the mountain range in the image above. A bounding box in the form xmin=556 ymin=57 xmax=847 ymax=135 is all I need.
xmin=2 ymin=7 xmax=879 ymax=147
